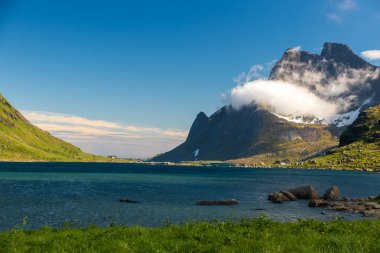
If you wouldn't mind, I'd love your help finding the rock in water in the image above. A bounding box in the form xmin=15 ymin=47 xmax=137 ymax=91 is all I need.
xmin=280 ymin=191 xmax=298 ymax=201
xmin=309 ymin=199 xmax=328 ymax=207
xmin=288 ymin=185 xmax=319 ymax=199
xmin=268 ymin=191 xmax=297 ymax=203
xmin=268 ymin=192 xmax=286 ymax=203
xmin=362 ymin=210 xmax=380 ymax=218
xmin=119 ymin=199 xmax=139 ymax=203
xmin=323 ymin=186 xmax=340 ymax=201
xmin=196 ymin=199 xmax=239 ymax=205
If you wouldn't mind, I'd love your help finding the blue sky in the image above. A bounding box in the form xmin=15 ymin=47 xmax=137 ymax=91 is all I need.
xmin=0 ymin=0 xmax=379 ymax=157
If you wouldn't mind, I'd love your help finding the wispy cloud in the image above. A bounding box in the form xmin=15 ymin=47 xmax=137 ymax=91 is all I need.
xmin=326 ymin=13 xmax=343 ymax=24
xmin=361 ymin=50 xmax=380 ymax=61
xmin=326 ymin=0 xmax=358 ymax=24
xmin=233 ymin=59 xmax=277 ymax=86
xmin=21 ymin=110 xmax=188 ymax=158
xmin=337 ymin=0 xmax=357 ymax=10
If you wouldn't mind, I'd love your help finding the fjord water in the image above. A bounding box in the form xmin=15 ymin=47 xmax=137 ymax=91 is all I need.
xmin=0 ymin=163 xmax=379 ymax=231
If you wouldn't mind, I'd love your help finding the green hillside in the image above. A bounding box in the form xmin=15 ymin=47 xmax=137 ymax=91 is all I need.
xmin=229 ymin=121 xmax=338 ymax=166
xmin=302 ymin=105 xmax=380 ymax=170
xmin=0 ymin=94 xmax=109 ymax=162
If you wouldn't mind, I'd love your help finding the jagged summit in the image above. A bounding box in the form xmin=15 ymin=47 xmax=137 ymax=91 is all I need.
xmin=270 ymin=42 xmax=380 ymax=111
xmin=280 ymin=48 xmax=322 ymax=63
xmin=321 ymin=42 xmax=371 ymax=68
xmin=274 ymin=42 xmax=373 ymax=71
xmin=186 ymin=112 xmax=209 ymax=142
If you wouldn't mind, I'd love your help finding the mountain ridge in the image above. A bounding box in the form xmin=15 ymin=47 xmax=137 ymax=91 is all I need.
xmin=152 ymin=42 xmax=380 ymax=165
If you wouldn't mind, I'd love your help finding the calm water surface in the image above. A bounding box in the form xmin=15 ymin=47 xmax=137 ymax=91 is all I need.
xmin=0 ymin=162 xmax=379 ymax=231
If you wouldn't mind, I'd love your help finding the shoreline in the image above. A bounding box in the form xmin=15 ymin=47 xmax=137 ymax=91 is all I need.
xmin=0 ymin=160 xmax=378 ymax=173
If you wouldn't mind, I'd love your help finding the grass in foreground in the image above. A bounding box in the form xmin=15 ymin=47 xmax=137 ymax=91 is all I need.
xmin=1 ymin=217 xmax=379 ymax=253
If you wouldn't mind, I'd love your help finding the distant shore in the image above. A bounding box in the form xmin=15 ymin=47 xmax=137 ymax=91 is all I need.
xmin=0 ymin=159 xmax=379 ymax=173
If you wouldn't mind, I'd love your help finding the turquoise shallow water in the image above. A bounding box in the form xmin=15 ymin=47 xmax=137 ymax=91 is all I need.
xmin=0 ymin=162 xmax=379 ymax=231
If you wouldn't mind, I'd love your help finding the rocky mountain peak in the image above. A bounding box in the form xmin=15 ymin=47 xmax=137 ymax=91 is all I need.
xmin=321 ymin=42 xmax=370 ymax=69
xmin=278 ymin=48 xmax=321 ymax=65
xmin=186 ymin=111 xmax=209 ymax=142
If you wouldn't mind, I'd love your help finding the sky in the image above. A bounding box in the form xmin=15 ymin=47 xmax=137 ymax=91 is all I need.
xmin=0 ymin=0 xmax=379 ymax=158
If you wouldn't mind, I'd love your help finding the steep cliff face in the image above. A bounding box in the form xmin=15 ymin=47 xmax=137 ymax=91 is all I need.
xmin=152 ymin=42 xmax=380 ymax=164
xmin=339 ymin=105 xmax=380 ymax=146
xmin=153 ymin=105 xmax=337 ymax=163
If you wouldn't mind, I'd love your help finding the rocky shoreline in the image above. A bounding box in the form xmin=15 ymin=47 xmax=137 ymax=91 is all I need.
xmin=268 ymin=185 xmax=380 ymax=218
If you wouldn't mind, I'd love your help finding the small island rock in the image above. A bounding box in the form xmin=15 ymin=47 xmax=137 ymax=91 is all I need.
xmin=323 ymin=186 xmax=340 ymax=201
xmin=288 ymin=185 xmax=319 ymax=199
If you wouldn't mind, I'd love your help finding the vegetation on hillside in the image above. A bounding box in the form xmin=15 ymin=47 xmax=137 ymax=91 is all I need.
xmin=0 ymin=94 xmax=111 ymax=162
xmin=302 ymin=105 xmax=380 ymax=170
xmin=230 ymin=122 xmax=338 ymax=166
xmin=0 ymin=217 xmax=379 ymax=253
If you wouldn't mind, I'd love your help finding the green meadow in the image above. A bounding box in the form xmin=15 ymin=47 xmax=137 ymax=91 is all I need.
xmin=1 ymin=217 xmax=379 ymax=253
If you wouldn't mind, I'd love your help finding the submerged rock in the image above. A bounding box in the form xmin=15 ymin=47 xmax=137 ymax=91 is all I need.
xmin=119 ymin=199 xmax=139 ymax=203
xmin=309 ymin=199 xmax=328 ymax=207
xmin=196 ymin=199 xmax=239 ymax=205
xmin=362 ymin=209 xmax=380 ymax=217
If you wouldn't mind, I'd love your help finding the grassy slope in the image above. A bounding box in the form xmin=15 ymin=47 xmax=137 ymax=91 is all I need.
xmin=302 ymin=106 xmax=380 ymax=170
xmin=229 ymin=122 xmax=338 ymax=166
xmin=0 ymin=94 xmax=109 ymax=162
xmin=0 ymin=218 xmax=379 ymax=253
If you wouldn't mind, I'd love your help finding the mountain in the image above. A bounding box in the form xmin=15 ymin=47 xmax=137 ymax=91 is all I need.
xmin=269 ymin=42 xmax=380 ymax=112
xmin=152 ymin=42 xmax=380 ymax=165
xmin=303 ymin=105 xmax=380 ymax=170
xmin=0 ymin=94 xmax=107 ymax=161
xmin=152 ymin=104 xmax=337 ymax=164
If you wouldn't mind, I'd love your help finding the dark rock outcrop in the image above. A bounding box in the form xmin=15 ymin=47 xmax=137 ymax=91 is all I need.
xmin=268 ymin=186 xmax=318 ymax=203
xmin=268 ymin=191 xmax=297 ymax=203
xmin=339 ymin=106 xmax=380 ymax=146
xmin=309 ymin=196 xmax=380 ymax=217
xmin=288 ymin=185 xmax=319 ymax=199
xmin=323 ymin=186 xmax=340 ymax=201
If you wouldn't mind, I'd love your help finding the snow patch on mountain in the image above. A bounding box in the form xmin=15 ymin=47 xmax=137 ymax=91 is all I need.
xmin=272 ymin=98 xmax=372 ymax=127
xmin=271 ymin=113 xmax=325 ymax=125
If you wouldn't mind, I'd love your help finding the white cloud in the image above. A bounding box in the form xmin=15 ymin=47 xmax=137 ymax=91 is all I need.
xmin=327 ymin=0 xmax=358 ymax=24
xmin=361 ymin=50 xmax=380 ymax=60
xmin=233 ymin=60 xmax=277 ymax=85
xmin=225 ymin=55 xmax=379 ymax=120
xmin=228 ymin=80 xmax=338 ymax=118
xmin=326 ymin=13 xmax=343 ymax=24
xmin=21 ymin=110 xmax=188 ymax=158
xmin=287 ymin=46 xmax=301 ymax=53
xmin=337 ymin=0 xmax=357 ymax=10
xmin=270 ymin=57 xmax=379 ymax=109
